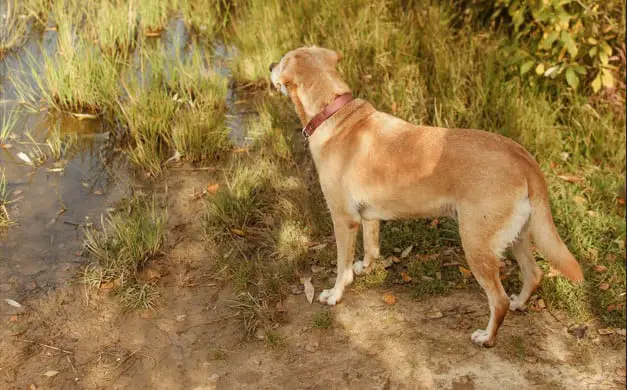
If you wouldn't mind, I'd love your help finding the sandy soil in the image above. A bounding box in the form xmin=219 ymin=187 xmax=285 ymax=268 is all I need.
xmin=1 ymin=170 xmax=625 ymax=390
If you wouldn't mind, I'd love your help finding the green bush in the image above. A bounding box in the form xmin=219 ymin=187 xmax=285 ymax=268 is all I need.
xmin=457 ymin=0 xmax=625 ymax=94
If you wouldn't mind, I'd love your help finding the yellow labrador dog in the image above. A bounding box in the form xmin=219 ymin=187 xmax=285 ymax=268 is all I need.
xmin=269 ymin=46 xmax=583 ymax=347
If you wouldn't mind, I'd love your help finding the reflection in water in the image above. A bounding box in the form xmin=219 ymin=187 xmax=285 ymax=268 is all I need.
xmin=0 ymin=26 xmax=129 ymax=301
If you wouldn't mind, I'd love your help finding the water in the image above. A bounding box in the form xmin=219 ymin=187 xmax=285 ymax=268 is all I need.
xmin=0 ymin=17 xmax=255 ymax=302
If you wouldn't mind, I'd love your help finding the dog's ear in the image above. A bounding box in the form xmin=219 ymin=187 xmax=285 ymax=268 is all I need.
xmin=317 ymin=48 xmax=341 ymax=65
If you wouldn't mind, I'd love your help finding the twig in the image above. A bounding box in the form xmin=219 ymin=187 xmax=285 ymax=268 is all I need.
xmin=186 ymin=311 xmax=241 ymax=329
xmin=13 ymin=338 xmax=73 ymax=354
xmin=66 ymin=355 xmax=78 ymax=375
xmin=169 ymin=167 xmax=219 ymax=171
xmin=441 ymin=262 xmax=461 ymax=267
xmin=63 ymin=221 xmax=81 ymax=227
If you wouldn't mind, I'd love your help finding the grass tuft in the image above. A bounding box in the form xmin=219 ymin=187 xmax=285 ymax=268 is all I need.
xmin=0 ymin=0 xmax=28 ymax=57
xmin=82 ymin=195 xmax=165 ymax=310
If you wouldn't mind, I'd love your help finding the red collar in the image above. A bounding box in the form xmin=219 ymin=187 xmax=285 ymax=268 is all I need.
xmin=302 ymin=93 xmax=354 ymax=138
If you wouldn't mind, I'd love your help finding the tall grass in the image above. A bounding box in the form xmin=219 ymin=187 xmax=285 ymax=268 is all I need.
xmin=86 ymin=0 xmax=138 ymax=56
xmin=0 ymin=106 xmax=20 ymax=146
xmin=0 ymin=168 xmax=13 ymax=229
xmin=0 ymin=0 xmax=28 ymax=57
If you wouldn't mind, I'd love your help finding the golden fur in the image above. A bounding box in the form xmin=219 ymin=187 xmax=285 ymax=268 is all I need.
xmin=269 ymin=46 xmax=583 ymax=347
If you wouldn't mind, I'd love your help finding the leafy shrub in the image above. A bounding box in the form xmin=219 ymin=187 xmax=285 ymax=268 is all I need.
xmin=456 ymin=0 xmax=625 ymax=94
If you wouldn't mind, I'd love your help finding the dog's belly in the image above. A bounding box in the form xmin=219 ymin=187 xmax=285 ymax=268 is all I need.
xmin=356 ymin=196 xmax=457 ymax=221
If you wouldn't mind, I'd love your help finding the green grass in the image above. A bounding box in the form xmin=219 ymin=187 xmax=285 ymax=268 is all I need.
xmin=137 ymin=0 xmax=168 ymax=35
xmin=224 ymin=0 xmax=625 ymax=328
xmin=86 ymin=0 xmax=139 ymax=56
xmin=312 ymin=309 xmax=333 ymax=329
xmin=0 ymin=168 xmax=13 ymax=229
xmin=0 ymin=105 xmax=20 ymax=146
xmin=82 ymin=195 xmax=165 ymax=310
xmin=0 ymin=0 xmax=28 ymax=57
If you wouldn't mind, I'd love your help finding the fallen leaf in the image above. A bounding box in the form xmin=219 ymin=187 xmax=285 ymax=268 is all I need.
xmin=597 ymin=328 xmax=614 ymax=335
xmin=430 ymin=218 xmax=440 ymax=228
xmin=391 ymin=255 xmax=401 ymax=263
xmin=537 ymin=299 xmax=546 ymax=309
xmin=599 ymin=282 xmax=610 ymax=291
xmin=587 ymin=210 xmax=597 ymax=217
xmin=308 ymin=243 xmax=328 ymax=251
xmin=17 ymin=152 xmax=34 ymax=166
xmin=572 ymin=196 xmax=587 ymax=205
xmin=557 ymin=174 xmax=584 ymax=183
xmin=425 ymin=309 xmax=443 ymax=319
xmin=44 ymin=370 xmax=59 ymax=377
xmin=560 ymin=152 xmax=570 ymax=161
xmin=618 ymin=198 xmax=625 ymax=205
xmin=207 ymin=183 xmax=220 ymax=195
xmin=393 ymin=247 xmax=401 ymax=253
xmin=382 ymin=293 xmax=397 ymax=305
xmin=594 ymin=265 xmax=608 ymax=273
xmin=607 ymin=304 xmax=617 ymax=312
xmin=382 ymin=257 xmax=394 ymax=268
xmin=400 ymin=245 xmax=414 ymax=259
xmin=458 ymin=266 xmax=472 ymax=279
xmin=4 ymin=298 xmax=22 ymax=308
xmin=230 ymin=228 xmax=246 ymax=237
xmin=301 ymin=277 xmax=314 ymax=304
xmin=401 ymin=272 xmax=412 ymax=282
xmin=99 ymin=281 xmax=115 ymax=290
xmin=93 ymin=190 xmax=103 ymax=196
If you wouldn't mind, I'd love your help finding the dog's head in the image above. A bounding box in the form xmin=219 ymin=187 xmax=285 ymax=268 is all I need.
xmin=269 ymin=46 xmax=348 ymax=124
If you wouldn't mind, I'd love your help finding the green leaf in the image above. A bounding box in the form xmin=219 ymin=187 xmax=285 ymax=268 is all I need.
xmin=520 ymin=60 xmax=535 ymax=75
xmin=600 ymin=41 xmax=612 ymax=56
xmin=544 ymin=65 xmax=560 ymax=78
xmin=565 ymin=68 xmax=579 ymax=89
xmin=601 ymin=69 xmax=614 ymax=88
xmin=560 ymin=30 xmax=578 ymax=57
xmin=535 ymin=63 xmax=545 ymax=75
xmin=588 ymin=46 xmax=597 ymax=57
xmin=591 ymin=74 xmax=602 ymax=92
xmin=539 ymin=31 xmax=559 ymax=50
xmin=599 ymin=51 xmax=609 ymax=65
xmin=573 ymin=65 xmax=587 ymax=75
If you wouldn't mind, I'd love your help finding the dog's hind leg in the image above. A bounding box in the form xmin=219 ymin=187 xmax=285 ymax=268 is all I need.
xmin=319 ymin=213 xmax=359 ymax=305
xmin=509 ymin=229 xmax=542 ymax=311
xmin=458 ymin=198 xmax=530 ymax=347
xmin=354 ymin=219 xmax=380 ymax=276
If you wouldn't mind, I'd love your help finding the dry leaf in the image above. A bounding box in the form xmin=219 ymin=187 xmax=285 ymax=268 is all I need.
xmin=459 ymin=266 xmax=472 ymax=279
xmin=44 ymin=370 xmax=59 ymax=377
xmin=400 ymin=245 xmax=414 ymax=259
xmin=308 ymin=243 xmax=328 ymax=251
xmin=382 ymin=293 xmax=397 ymax=305
xmin=302 ymin=277 xmax=314 ymax=304
xmin=599 ymin=282 xmax=610 ymax=291
xmin=537 ymin=299 xmax=546 ymax=309
xmin=401 ymin=272 xmax=412 ymax=283
xmin=382 ymin=257 xmax=394 ymax=268
xmin=93 ymin=190 xmax=103 ymax=196
xmin=391 ymin=255 xmax=401 ymax=263
xmin=618 ymin=198 xmax=625 ymax=205
xmin=207 ymin=183 xmax=220 ymax=195
xmin=572 ymin=196 xmax=587 ymax=205
xmin=430 ymin=218 xmax=440 ymax=228
xmin=594 ymin=265 xmax=608 ymax=273
xmin=17 ymin=152 xmax=34 ymax=166
xmin=99 ymin=281 xmax=115 ymax=290
xmin=425 ymin=309 xmax=443 ymax=319
xmin=597 ymin=328 xmax=614 ymax=335
xmin=230 ymin=228 xmax=246 ymax=237
xmin=4 ymin=299 xmax=22 ymax=308
xmin=557 ymin=174 xmax=584 ymax=183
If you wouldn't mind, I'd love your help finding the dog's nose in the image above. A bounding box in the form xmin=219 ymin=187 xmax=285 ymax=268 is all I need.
xmin=269 ymin=62 xmax=278 ymax=72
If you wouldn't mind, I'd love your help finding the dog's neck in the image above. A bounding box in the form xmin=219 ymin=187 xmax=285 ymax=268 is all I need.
xmin=289 ymin=76 xmax=351 ymax=126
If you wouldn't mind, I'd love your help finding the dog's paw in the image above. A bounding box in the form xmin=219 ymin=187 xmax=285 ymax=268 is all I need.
xmin=353 ymin=261 xmax=371 ymax=276
xmin=318 ymin=288 xmax=343 ymax=305
xmin=509 ymin=294 xmax=526 ymax=311
xmin=471 ymin=329 xmax=495 ymax=348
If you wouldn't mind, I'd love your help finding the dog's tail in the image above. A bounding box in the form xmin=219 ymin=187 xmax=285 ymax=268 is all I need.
xmin=527 ymin=173 xmax=584 ymax=282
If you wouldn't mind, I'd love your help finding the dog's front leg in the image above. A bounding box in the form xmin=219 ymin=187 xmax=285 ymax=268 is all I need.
xmin=319 ymin=215 xmax=359 ymax=305
xmin=354 ymin=219 xmax=380 ymax=275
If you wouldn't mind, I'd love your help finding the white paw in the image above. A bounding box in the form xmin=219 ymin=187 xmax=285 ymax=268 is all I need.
xmin=343 ymin=269 xmax=354 ymax=286
xmin=471 ymin=329 xmax=494 ymax=348
xmin=509 ymin=294 xmax=525 ymax=312
xmin=353 ymin=261 xmax=371 ymax=276
xmin=318 ymin=288 xmax=343 ymax=305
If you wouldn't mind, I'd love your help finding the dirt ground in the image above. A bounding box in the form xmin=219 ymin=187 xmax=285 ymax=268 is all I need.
xmin=1 ymin=171 xmax=625 ymax=390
